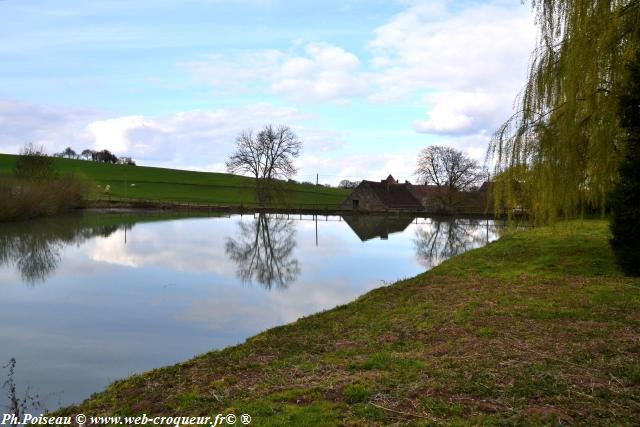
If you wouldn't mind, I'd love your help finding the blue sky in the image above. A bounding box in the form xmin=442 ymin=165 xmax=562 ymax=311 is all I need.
xmin=0 ymin=0 xmax=536 ymax=184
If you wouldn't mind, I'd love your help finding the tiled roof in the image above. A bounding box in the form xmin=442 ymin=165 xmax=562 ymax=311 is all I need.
xmin=360 ymin=180 xmax=423 ymax=209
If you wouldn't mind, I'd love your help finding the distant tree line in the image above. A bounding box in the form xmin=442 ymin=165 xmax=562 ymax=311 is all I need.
xmin=338 ymin=180 xmax=361 ymax=189
xmin=290 ymin=179 xmax=334 ymax=188
xmin=54 ymin=146 xmax=136 ymax=165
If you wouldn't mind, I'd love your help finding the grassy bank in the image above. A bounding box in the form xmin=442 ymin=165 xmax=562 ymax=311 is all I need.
xmin=58 ymin=220 xmax=639 ymax=425
xmin=0 ymin=154 xmax=349 ymax=208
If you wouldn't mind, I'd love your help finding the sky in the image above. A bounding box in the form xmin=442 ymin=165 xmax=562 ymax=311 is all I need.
xmin=0 ymin=0 xmax=537 ymax=185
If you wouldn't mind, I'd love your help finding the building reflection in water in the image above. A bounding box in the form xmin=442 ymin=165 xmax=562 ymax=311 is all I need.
xmin=0 ymin=212 xmax=509 ymax=289
xmin=341 ymin=215 xmax=415 ymax=241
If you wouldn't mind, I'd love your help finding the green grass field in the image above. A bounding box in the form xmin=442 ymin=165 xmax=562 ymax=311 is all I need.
xmin=0 ymin=154 xmax=349 ymax=207
xmin=56 ymin=220 xmax=640 ymax=425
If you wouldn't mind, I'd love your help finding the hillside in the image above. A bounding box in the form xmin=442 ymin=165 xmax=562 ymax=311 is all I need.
xmin=0 ymin=154 xmax=349 ymax=207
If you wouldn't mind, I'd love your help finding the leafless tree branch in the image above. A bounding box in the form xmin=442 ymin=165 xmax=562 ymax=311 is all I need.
xmin=226 ymin=125 xmax=302 ymax=205
xmin=415 ymin=145 xmax=485 ymax=209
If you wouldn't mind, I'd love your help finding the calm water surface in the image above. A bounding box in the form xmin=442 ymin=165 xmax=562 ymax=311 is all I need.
xmin=0 ymin=211 xmax=505 ymax=409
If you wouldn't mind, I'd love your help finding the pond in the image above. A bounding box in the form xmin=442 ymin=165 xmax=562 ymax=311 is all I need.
xmin=0 ymin=210 xmax=506 ymax=410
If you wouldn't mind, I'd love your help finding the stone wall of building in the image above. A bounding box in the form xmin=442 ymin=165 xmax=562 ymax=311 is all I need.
xmin=340 ymin=183 xmax=388 ymax=211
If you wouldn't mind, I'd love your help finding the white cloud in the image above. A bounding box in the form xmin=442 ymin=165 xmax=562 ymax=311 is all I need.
xmin=182 ymin=1 xmax=535 ymax=140
xmin=297 ymin=151 xmax=418 ymax=184
xmin=0 ymin=98 xmax=344 ymax=174
xmin=0 ymin=98 xmax=98 ymax=154
xmin=0 ymin=1 xmax=538 ymax=177
xmin=413 ymin=89 xmax=512 ymax=135
xmin=87 ymin=116 xmax=153 ymax=154
xmin=85 ymin=104 xmax=344 ymax=170
xmin=271 ymin=42 xmax=368 ymax=103
xmin=370 ymin=2 xmax=535 ymax=95
xmin=183 ymin=42 xmax=368 ymax=103
xmin=369 ymin=1 xmax=536 ymax=135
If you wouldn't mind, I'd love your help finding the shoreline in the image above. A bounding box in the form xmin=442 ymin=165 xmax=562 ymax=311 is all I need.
xmin=55 ymin=219 xmax=640 ymax=425
xmin=85 ymin=199 xmax=502 ymax=218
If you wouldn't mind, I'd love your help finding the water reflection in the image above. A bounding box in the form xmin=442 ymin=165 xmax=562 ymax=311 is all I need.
xmin=413 ymin=218 xmax=503 ymax=269
xmin=342 ymin=215 xmax=415 ymax=241
xmin=0 ymin=215 xmax=125 ymax=285
xmin=0 ymin=212 xmax=510 ymax=410
xmin=0 ymin=214 xmax=510 ymax=288
xmin=225 ymin=214 xmax=300 ymax=290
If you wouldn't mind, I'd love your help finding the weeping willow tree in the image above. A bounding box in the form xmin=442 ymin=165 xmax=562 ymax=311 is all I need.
xmin=489 ymin=0 xmax=640 ymax=222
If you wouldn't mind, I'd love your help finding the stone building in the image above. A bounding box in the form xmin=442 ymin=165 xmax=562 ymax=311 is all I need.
xmin=340 ymin=174 xmax=491 ymax=214
xmin=340 ymin=175 xmax=424 ymax=212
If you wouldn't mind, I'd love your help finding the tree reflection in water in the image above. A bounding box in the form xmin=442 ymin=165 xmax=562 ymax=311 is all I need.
xmin=0 ymin=215 xmax=124 ymax=285
xmin=225 ymin=213 xmax=300 ymax=290
xmin=414 ymin=218 xmax=501 ymax=269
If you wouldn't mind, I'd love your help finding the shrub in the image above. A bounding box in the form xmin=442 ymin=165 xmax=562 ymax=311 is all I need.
xmin=14 ymin=144 xmax=55 ymax=182
xmin=1 ymin=145 xmax=90 ymax=221
xmin=0 ymin=175 xmax=88 ymax=221
xmin=610 ymin=48 xmax=640 ymax=276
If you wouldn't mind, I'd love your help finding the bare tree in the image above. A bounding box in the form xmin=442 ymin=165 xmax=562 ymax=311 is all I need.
xmin=415 ymin=145 xmax=484 ymax=209
xmin=226 ymin=125 xmax=302 ymax=205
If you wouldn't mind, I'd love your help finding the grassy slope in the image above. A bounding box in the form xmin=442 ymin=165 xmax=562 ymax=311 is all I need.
xmin=58 ymin=220 xmax=640 ymax=426
xmin=0 ymin=154 xmax=349 ymax=207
